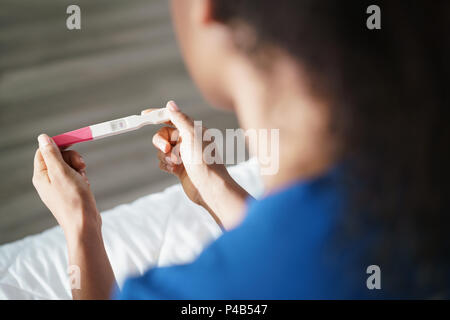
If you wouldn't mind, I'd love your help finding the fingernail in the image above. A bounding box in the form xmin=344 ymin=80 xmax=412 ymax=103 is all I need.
xmin=79 ymin=157 xmax=85 ymax=165
xmin=159 ymin=142 xmax=169 ymax=153
xmin=167 ymin=101 xmax=179 ymax=112
xmin=38 ymin=134 xmax=51 ymax=147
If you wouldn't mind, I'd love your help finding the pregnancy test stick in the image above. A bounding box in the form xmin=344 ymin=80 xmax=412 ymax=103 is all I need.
xmin=52 ymin=108 xmax=170 ymax=147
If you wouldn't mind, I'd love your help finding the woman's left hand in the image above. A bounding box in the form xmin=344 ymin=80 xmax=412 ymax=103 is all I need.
xmin=32 ymin=134 xmax=101 ymax=236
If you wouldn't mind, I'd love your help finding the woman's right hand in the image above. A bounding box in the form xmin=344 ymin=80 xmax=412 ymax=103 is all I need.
xmin=146 ymin=101 xmax=251 ymax=230
xmin=153 ymin=122 xmax=210 ymax=211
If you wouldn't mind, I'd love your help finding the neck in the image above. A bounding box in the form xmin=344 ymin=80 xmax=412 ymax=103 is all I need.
xmin=226 ymin=54 xmax=338 ymax=193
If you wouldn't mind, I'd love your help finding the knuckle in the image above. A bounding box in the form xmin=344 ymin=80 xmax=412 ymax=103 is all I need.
xmin=158 ymin=127 xmax=169 ymax=136
xmin=32 ymin=174 xmax=44 ymax=187
xmin=31 ymin=175 xmax=38 ymax=186
xmin=68 ymin=150 xmax=78 ymax=159
xmin=73 ymin=150 xmax=81 ymax=158
xmin=178 ymin=115 xmax=190 ymax=125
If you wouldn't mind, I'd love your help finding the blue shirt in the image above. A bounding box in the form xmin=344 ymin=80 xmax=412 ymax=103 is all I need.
xmin=116 ymin=168 xmax=387 ymax=299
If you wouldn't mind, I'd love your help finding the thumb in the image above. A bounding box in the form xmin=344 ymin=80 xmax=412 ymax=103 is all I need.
xmin=37 ymin=134 xmax=67 ymax=176
xmin=166 ymin=101 xmax=194 ymax=136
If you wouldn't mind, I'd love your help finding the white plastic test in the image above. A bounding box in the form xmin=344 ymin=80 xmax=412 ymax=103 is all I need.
xmin=52 ymin=108 xmax=171 ymax=147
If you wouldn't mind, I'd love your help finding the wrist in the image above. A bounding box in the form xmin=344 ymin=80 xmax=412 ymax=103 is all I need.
xmin=198 ymin=169 xmax=250 ymax=229
xmin=65 ymin=226 xmax=104 ymax=257
xmin=197 ymin=169 xmax=228 ymax=201
xmin=207 ymin=170 xmax=248 ymax=202
xmin=63 ymin=211 xmax=102 ymax=247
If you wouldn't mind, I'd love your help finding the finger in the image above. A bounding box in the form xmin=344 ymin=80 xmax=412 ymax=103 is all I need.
xmin=157 ymin=150 xmax=169 ymax=163
xmin=169 ymin=142 xmax=183 ymax=165
xmin=37 ymin=134 xmax=68 ymax=177
xmin=33 ymin=149 xmax=49 ymax=182
xmin=157 ymin=150 xmax=178 ymax=165
xmin=141 ymin=108 xmax=172 ymax=125
xmin=59 ymin=144 xmax=73 ymax=151
xmin=141 ymin=108 xmax=158 ymax=114
xmin=159 ymin=161 xmax=174 ymax=174
xmin=62 ymin=150 xmax=86 ymax=172
xmin=171 ymin=162 xmax=185 ymax=178
xmin=166 ymin=101 xmax=194 ymax=136
xmin=152 ymin=127 xmax=178 ymax=152
xmin=80 ymin=169 xmax=90 ymax=186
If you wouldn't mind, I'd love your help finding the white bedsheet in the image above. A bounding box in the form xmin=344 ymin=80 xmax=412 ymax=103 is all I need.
xmin=0 ymin=159 xmax=263 ymax=300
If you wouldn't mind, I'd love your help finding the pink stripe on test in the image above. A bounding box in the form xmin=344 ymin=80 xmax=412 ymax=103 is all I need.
xmin=52 ymin=126 xmax=93 ymax=147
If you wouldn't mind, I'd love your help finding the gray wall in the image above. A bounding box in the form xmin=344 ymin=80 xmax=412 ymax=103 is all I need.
xmin=0 ymin=0 xmax=239 ymax=244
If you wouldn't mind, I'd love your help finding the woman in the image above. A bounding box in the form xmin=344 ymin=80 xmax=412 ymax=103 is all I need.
xmin=32 ymin=1 xmax=449 ymax=299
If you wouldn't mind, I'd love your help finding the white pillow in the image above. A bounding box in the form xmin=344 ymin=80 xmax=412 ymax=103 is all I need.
xmin=0 ymin=159 xmax=263 ymax=299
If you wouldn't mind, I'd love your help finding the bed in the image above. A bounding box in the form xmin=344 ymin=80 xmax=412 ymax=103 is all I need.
xmin=0 ymin=158 xmax=263 ymax=299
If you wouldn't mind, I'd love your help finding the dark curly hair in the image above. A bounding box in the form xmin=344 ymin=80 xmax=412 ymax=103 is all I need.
xmin=212 ymin=0 xmax=450 ymax=297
